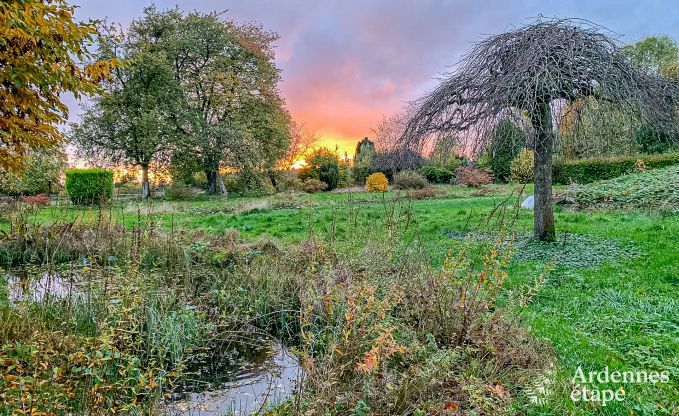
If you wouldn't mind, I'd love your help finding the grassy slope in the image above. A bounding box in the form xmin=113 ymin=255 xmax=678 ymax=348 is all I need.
xmin=20 ymin=184 xmax=679 ymax=414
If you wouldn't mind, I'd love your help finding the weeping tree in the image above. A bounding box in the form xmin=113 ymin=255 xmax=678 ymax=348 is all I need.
xmin=401 ymin=18 xmax=679 ymax=241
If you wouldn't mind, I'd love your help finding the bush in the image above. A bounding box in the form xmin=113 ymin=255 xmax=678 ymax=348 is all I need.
xmin=365 ymin=172 xmax=389 ymax=192
xmin=635 ymin=124 xmax=678 ymax=154
xmin=419 ymin=165 xmax=454 ymax=184
xmin=20 ymin=194 xmax=51 ymax=206
xmin=553 ymin=152 xmax=679 ymax=184
xmin=392 ymin=170 xmax=428 ymax=189
xmin=369 ymin=149 xmax=424 ymax=181
xmin=301 ymin=178 xmax=328 ymax=193
xmin=114 ymin=181 xmax=140 ymax=195
xmin=275 ymin=170 xmax=304 ymax=192
xmin=454 ymin=166 xmax=493 ymax=187
xmin=489 ymin=118 xmax=527 ymax=182
xmin=337 ymin=162 xmax=353 ymax=189
xmin=232 ymin=169 xmax=276 ymax=197
xmin=510 ymin=149 xmax=534 ymax=184
xmin=0 ymin=148 xmax=66 ymax=196
xmin=409 ymin=188 xmax=436 ymax=200
xmin=565 ymin=165 xmax=679 ymax=209
xmin=299 ymin=148 xmax=340 ymax=190
xmin=165 ymin=184 xmax=196 ymax=201
xmin=353 ymin=138 xmax=376 ymax=184
xmin=65 ymin=169 xmax=114 ymax=204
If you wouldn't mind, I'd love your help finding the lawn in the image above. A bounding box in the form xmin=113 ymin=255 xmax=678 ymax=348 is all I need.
xmin=4 ymin=183 xmax=678 ymax=414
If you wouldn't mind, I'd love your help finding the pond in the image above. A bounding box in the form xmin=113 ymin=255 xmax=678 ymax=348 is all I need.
xmin=2 ymin=267 xmax=304 ymax=415
xmin=5 ymin=270 xmax=76 ymax=303
xmin=165 ymin=341 xmax=302 ymax=415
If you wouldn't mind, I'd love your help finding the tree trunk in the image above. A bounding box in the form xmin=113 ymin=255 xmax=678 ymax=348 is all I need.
xmin=205 ymin=169 xmax=217 ymax=194
xmin=140 ymin=164 xmax=151 ymax=199
xmin=533 ymin=102 xmax=555 ymax=242
xmin=216 ymin=171 xmax=228 ymax=197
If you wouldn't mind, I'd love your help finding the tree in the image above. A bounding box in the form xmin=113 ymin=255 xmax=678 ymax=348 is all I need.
xmin=299 ymin=148 xmax=340 ymax=190
xmin=621 ymin=35 xmax=679 ymax=77
xmin=282 ymin=122 xmax=318 ymax=169
xmin=489 ymin=118 xmax=526 ymax=182
xmin=0 ymin=147 xmax=67 ymax=196
xmin=131 ymin=7 xmax=289 ymax=195
xmin=72 ymin=46 xmax=184 ymax=198
xmin=428 ymin=134 xmax=463 ymax=170
xmin=558 ymin=98 xmax=641 ymax=159
xmin=0 ymin=0 xmax=115 ymax=172
xmin=353 ymin=137 xmax=376 ymax=184
xmin=233 ymin=96 xmax=292 ymax=191
xmin=402 ymin=19 xmax=679 ymax=241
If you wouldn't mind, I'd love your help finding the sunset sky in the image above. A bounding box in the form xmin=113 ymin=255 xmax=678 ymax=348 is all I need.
xmin=69 ymin=0 xmax=679 ymax=156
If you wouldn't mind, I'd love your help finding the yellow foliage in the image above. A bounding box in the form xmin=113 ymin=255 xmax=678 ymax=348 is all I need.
xmin=558 ymin=98 xmax=586 ymax=134
xmin=0 ymin=0 xmax=117 ymax=172
xmin=365 ymin=172 xmax=389 ymax=192
xmin=510 ymin=149 xmax=534 ymax=184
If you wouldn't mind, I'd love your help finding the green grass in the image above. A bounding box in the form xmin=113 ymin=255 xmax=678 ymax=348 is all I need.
xmin=7 ymin=183 xmax=679 ymax=414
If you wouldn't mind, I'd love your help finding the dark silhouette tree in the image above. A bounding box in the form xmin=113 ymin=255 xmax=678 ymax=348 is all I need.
xmin=401 ymin=18 xmax=679 ymax=241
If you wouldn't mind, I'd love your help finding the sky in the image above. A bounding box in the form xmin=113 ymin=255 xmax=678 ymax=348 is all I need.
xmin=68 ymin=0 xmax=679 ymax=156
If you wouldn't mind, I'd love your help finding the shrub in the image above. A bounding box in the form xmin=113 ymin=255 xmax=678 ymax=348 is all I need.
xmin=353 ymin=138 xmax=376 ymax=184
xmin=510 ymin=149 xmax=534 ymax=183
xmin=232 ymin=169 xmax=276 ymax=197
xmin=275 ymin=170 xmax=304 ymax=192
xmin=0 ymin=148 xmax=66 ymax=196
xmin=553 ymin=152 xmax=679 ymax=184
xmin=565 ymin=165 xmax=679 ymax=209
xmin=20 ymin=194 xmax=51 ymax=206
xmin=337 ymin=162 xmax=353 ymax=188
xmin=114 ymin=181 xmax=140 ymax=195
xmin=454 ymin=166 xmax=493 ymax=187
xmin=365 ymin=172 xmax=389 ymax=192
xmin=489 ymin=118 xmax=527 ymax=182
xmin=419 ymin=165 xmax=454 ymax=184
xmin=635 ymin=124 xmax=678 ymax=154
xmin=369 ymin=149 xmax=424 ymax=181
xmin=299 ymin=148 xmax=340 ymax=190
xmin=65 ymin=169 xmax=114 ymax=204
xmin=301 ymin=178 xmax=328 ymax=193
xmin=409 ymin=188 xmax=436 ymax=200
xmin=165 ymin=184 xmax=196 ymax=201
xmin=392 ymin=170 xmax=428 ymax=189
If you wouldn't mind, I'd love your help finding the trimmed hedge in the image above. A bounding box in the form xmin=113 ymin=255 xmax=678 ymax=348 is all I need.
xmin=553 ymin=153 xmax=679 ymax=184
xmin=65 ymin=169 xmax=114 ymax=204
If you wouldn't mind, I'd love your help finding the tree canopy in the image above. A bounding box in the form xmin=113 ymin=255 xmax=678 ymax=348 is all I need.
xmin=0 ymin=0 xmax=115 ymax=172
xmin=137 ymin=7 xmax=290 ymax=195
xmin=401 ymin=18 xmax=679 ymax=240
xmin=621 ymin=35 xmax=679 ymax=78
xmin=72 ymin=39 xmax=184 ymax=198
xmin=72 ymin=6 xmax=290 ymax=197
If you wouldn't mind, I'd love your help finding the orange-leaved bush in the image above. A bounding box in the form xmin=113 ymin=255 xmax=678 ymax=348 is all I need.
xmin=365 ymin=172 xmax=388 ymax=192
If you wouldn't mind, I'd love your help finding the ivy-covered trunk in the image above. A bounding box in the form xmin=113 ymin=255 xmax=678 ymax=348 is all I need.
xmin=532 ymin=102 xmax=555 ymax=242
xmin=140 ymin=164 xmax=151 ymax=199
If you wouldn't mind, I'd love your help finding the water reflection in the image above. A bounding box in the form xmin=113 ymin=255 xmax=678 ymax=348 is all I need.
xmin=6 ymin=271 xmax=74 ymax=303
xmin=166 ymin=341 xmax=302 ymax=415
